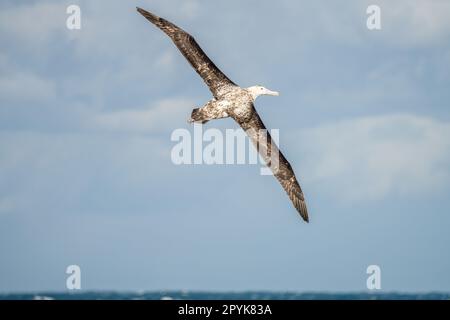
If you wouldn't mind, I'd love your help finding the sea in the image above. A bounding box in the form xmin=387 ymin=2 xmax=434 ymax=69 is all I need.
xmin=1 ymin=291 xmax=449 ymax=300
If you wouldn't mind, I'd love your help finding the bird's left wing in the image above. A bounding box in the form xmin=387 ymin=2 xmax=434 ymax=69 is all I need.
xmin=234 ymin=107 xmax=309 ymax=222
xmin=137 ymin=7 xmax=236 ymax=98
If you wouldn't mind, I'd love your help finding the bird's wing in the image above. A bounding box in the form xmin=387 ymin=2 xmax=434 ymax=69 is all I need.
xmin=137 ymin=7 xmax=236 ymax=98
xmin=234 ymin=107 xmax=309 ymax=222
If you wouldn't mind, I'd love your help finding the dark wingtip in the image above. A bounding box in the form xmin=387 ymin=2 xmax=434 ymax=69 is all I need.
xmin=299 ymin=209 xmax=309 ymax=223
xmin=297 ymin=201 xmax=309 ymax=223
xmin=136 ymin=7 xmax=151 ymax=17
xmin=136 ymin=7 xmax=161 ymax=26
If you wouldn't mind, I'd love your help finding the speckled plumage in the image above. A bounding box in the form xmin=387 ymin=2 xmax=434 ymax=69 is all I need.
xmin=137 ymin=7 xmax=309 ymax=222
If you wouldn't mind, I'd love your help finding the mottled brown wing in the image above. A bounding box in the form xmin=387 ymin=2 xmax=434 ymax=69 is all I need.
xmin=235 ymin=107 xmax=309 ymax=222
xmin=137 ymin=7 xmax=235 ymax=98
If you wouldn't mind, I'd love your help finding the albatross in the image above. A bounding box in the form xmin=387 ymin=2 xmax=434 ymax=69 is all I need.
xmin=137 ymin=7 xmax=309 ymax=222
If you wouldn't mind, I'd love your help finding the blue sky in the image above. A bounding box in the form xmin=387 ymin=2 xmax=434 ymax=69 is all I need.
xmin=0 ymin=0 xmax=450 ymax=292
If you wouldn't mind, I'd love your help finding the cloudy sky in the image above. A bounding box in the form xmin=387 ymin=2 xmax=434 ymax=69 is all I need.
xmin=1 ymin=0 xmax=449 ymax=293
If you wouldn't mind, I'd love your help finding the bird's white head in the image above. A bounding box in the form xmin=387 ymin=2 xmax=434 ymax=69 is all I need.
xmin=247 ymin=85 xmax=280 ymax=100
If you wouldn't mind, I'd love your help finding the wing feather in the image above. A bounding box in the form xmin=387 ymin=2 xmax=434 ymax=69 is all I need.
xmin=137 ymin=7 xmax=235 ymax=98
xmin=235 ymin=107 xmax=309 ymax=222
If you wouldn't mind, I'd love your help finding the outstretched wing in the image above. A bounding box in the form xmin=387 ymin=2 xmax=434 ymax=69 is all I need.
xmin=137 ymin=7 xmax=236 ymax=98
xmin=234 ymin=107 xmax=309 ymax=222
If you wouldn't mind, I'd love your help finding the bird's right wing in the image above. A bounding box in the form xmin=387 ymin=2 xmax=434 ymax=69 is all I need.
xmin=234 ymin=107 xmax=309 ymax=222
xmin=137 ymin=7 xmax=236 ymax=98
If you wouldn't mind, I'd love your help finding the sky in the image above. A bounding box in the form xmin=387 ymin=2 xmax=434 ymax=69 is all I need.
xmin=0 ymin=0 xmax=449 ymax=293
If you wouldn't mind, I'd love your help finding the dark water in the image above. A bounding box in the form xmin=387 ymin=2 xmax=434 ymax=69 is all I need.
xmin=1 ymin=291 xmax=449 ymax=300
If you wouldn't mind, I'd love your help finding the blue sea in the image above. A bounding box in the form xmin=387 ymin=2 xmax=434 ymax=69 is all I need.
xmin=1 ymin=291 xmax=449 ymax=300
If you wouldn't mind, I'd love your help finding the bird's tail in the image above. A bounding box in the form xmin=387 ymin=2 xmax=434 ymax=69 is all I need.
xmin=190 ymin=108 xmax=209 ymax=124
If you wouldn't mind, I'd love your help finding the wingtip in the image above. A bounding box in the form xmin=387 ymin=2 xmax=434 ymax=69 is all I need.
xmin=136 ymin=7 xmax=147 ymax=16
xmin=136 ymin=7 xmax=151 ymax=16
xmin=136 ymin=7 xmax=162 ymax=26
xmin=299 ymin=210 xmax=309 ymax=223
xmin=298 ymin=202 xmax=309 ymax=223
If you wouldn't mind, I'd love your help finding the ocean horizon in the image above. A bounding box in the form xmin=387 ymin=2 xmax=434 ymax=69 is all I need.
xmin=1 ymin=291 xmax=449 ymax=300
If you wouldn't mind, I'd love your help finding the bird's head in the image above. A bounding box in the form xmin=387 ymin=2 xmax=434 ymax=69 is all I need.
xmin=247 ymin=85 xmax=279 ymax=100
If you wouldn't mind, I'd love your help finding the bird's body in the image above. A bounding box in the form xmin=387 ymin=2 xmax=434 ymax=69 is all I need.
xmin=224 ymin=87 xmax=255 ymax=122
xmin=191 ymin=86 xmax=255 ymax=124
xmin=137 ymin=7 xmax=309 ymax=222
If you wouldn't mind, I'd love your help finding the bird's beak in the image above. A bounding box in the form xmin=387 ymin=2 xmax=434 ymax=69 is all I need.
xmin=266 ymin=89 xmax=280 ymax=96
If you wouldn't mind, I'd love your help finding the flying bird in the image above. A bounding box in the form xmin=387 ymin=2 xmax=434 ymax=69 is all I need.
xmin=137 ymin=7 xmax=309 ymax=222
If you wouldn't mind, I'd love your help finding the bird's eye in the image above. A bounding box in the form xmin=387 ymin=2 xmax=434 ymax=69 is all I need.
xmin=260 ymin=88 xmax=263 ymax=90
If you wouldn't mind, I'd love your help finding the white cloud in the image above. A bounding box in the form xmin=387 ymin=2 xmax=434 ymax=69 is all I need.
xmin=0 ymin=72 xmax=56 ymax=102
xmin=90 ymin=98 xmax=195 ymax=133
xmin=272 ymin=0 xmax=450 ymax=47
xmin=380 ymin=0 xmax=450 ymax=46
xmin=294 ymin=114 xmax=450 ymax=201
xmin=0 ymin=131 xmax=171 ymax=216
xmin=0 ymin=2 xmax=66 ymax=46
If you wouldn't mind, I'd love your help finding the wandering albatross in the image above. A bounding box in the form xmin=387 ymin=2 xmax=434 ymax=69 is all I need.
xmin=137 ymin=7 xmax=309 ymax=222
